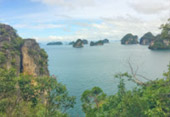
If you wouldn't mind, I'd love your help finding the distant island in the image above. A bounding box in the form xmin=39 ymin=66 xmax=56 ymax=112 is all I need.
xmin=149 ymin=19 xmax=170 ymax=50
xmin=69 ymin=39 xmax=88 ymax=46
xmin=90 ymin=39 xmax=109 ymax=46
xmin=121 ymin=33 xmax=138 ymax=44
xmin=73 ymin=39 xmax=84 ymax=48
xmin=90 ymin=40 xmax=104 ymax=46
xmin=140 ymin=32 xmax=155 ymax=45
xmin=47 ymin=42 xmax=63 ymax=45
xmin=103 ymin=39 xmax=109 ymax=44
xmin=82 ymin=39 xmax=88 ymax=44
xmin=69 ymin=41 xmax=75 ymax=45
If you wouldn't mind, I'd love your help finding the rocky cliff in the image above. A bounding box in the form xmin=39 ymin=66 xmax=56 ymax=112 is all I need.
xmin=0 ymin=24 xmax=22 ymax=74
xmin=73 ymin=39 xmax=84 ymax=48
xmin=149 ymin=19 xmax=170 ymax=50
xmin=121 ymin=33 xmax=138 ymax=44
xmin=22 ymin=39 xmax=49 ymax=76
xmin=0 ymin=23 xmax=49 ymax=76
xmin=140 ymin=32 xmax=155 ymax=45
xmin=90 ymin=40 xmax=104 ymax=46
xmin=82 ymin=39 xmax=88 ymax=44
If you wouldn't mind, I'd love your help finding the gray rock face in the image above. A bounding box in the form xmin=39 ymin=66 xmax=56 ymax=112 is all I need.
xmin=103 ymin=39 xmax=109 ymax=44
xmin=90 ymin=40 xmax=104 ymax=46
xmin=73 ymin=39 xmax=84 ymax=48
xmin=22 ymin=39 xmax=49 ymax=76
xmin=121 ymin=33 xmax=138 ymax=44
xmin=0 ymin=23 xmax=49 ymax=76
xmin=0 ymin=24 xmax=22 ymax=74
xmin=140 ymin=32 xmax=155 ymax=45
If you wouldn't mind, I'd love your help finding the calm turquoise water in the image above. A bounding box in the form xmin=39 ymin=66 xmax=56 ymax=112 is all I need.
xmin=41 ymin=43 xmax=170 ymax=117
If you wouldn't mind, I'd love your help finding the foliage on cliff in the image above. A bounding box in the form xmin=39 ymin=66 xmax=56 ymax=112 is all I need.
xmin=0 ymin=68 xmax=75 ymax=117
xmin=121 ymin=33 xmax=138 ymax=44
xmin=149 ymin=18 xmax=170 ymax=49
xmin=0 ymin=23 xmax=75 ymax=117
xmin=81 ymin=65 xmax=170 ymax=117
xmin=0 ymin=23 xmax=49 ymax=76
xmin=140 ymin=32 xmax=155 ymax=45
xmin=22 ymin=39 xmax=49 ymax=76
xmin=0 ymin=24 xmax=23 ymax=72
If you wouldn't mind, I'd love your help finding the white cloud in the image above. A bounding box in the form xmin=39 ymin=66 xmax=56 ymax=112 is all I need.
xmin=36 ymin=15 xmax=167 ymax=42
xmin=13 ymin=23 xmax=64 ymax=29
xmin=128 ymin=0 xmax=170 ymax=14
xmin=9 ymin=0 xmax=170 ymax=42
xmin=31 ymin=0 xmax=95 ymax=9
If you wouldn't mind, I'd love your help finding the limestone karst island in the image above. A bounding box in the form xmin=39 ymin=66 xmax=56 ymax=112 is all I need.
xmin=0 ymin=0 xmax=170 ymax=117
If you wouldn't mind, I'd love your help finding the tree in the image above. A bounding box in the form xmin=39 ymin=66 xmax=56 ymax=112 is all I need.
xmin=81 ymin=64 xmax=170 ymax=117
xmin=0 ymin=68 xmax=76 ymax=117
xmin=81 ymin=87 xmax=106 ymax=116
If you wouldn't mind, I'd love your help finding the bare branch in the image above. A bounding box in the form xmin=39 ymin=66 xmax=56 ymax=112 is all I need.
xmin=127 ymin=60 xmax=151 ymax=86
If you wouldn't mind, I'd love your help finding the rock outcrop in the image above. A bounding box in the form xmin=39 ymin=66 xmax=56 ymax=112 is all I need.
xmin=103 ymin=39 xmax=109 ymax=44
xmin=140 ymin=32 xmax=155 ymax=45
xmin=121 ymin=33 xmax=138 ymax=44
xmin=73 ymin=39 xmax=83 ymax=48
xmin=0 ymin=24 xmax=22 ymax=74
xmin=149 ymin=19 xmax=170 ymax=50
xmin=0 ymin=23 xmax=49 ymax=76
xmin=47 ymin=42 xmax=63 ymax=45
xmin=22 ymin=39 xmax=49 ymax=76
xmin=82 ymin=39 xmax=88 ymax=44
xmin=90 ymin=40 xmax=104 ymax=46
xmin=149 ymin=35 xmax=170 ymax=50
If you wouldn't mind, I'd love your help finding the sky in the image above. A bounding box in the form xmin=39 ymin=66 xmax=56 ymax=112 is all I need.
xmin=0 ymin=0 xmax=170 ymax=42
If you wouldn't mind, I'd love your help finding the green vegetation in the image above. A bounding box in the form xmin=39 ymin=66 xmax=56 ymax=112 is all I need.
xmin=121 ymin=33 xmax=138 ymax=44
xmin=0 ymin=68 xmax=75 ymax=117
xmin=40 ymin=49 xmax=48 ymax=60
xmin=2 ymin=42 xmax=10 ymax=49
xmin=11 ymin=37 xmax=23 ymax=50
xmin=47 ymin=42 xmax=63 ymax=46
xmin=149 ymin=18 xmax=170 ymax=49
xmin=81 ymin=65 xmax=170 ymax=117
xmin=160 ymin=18 xmax=170 ymax=39
xmin=0 ymin=23 xmax=76 ymax=117
xmin=81 ymin=87 xmax=106 ymax=116
xmin=140 ymin=32 xmax=155 ymax=45
xmin=0 ymin=52 xmax=6 ymax=64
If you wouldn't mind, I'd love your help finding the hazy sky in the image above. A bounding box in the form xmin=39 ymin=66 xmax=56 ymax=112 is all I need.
xmin=0 ymin=0 xmax=170 ymax=42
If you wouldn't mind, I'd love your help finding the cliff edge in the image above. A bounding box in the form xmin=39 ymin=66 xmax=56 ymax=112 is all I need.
xmin=0 ymin=23 xmax=49 ymax=76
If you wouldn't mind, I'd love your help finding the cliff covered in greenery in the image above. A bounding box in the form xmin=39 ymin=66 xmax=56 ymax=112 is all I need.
xmin=73 ymin=39 xmax=84 ymax=48
xmin=0 ymin=23 xmax=49 ymax=76
xmin=121 ymin=33 xmax=138 ymax=44
xmin=140 ymin=32 xmax=155 ymax=45
xmin=149 ymin=19 xmax=170 ymax=50
xmin=0 ymin=23 xmax=75 ymax=117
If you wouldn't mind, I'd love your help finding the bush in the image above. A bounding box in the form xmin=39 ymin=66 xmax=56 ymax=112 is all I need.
xmin=0 ymin=52 xmax=6 ymax=64
xmin=0 ymin=68 xmax=76 ymax=117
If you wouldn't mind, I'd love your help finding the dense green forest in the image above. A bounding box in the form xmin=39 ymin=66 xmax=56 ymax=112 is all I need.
xmin=0 ymin=68 xmax=75 ymax=117
xmin=1 ymin=63 xmax=170 ymax=117
xmin=81 ymin=64 xmax=170 ymax=117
